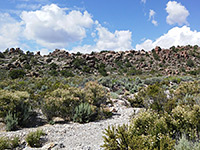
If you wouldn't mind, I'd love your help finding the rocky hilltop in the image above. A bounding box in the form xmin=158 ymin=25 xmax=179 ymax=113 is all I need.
xmin=0 ymin=45 xmax=200 ymax=77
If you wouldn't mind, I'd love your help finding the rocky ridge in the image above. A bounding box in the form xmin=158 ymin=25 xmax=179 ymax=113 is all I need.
xmin=0 ymin=45 xmax=200 ymax=77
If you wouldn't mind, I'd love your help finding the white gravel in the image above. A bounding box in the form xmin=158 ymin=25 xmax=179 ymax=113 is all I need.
xmin=0 ymin=106 xmax=140 ymax=150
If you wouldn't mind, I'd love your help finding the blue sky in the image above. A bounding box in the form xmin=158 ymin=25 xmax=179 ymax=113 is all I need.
xmin=0 ymin=0 xmax=200 ymax=54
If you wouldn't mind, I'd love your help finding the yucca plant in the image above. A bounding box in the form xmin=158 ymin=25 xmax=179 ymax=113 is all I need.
xmin=73 ymin=103 xmax=93 ymax=123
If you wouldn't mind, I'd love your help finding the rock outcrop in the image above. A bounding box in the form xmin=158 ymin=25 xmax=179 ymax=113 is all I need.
xmin=0 ymin=45 xmax=200 ymax=77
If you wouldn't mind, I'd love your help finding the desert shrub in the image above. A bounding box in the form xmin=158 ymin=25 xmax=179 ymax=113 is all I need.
xmin=98 ymin=63 xmax=108 ymax=76
xmin=49 ymin=63 xmax=58 ymax=70
xmin=42 ymin=87 xmax=81 ymax=121
xmin=9 ymin=69 xmax=26 ymax=79
xmin=174 ymin=81 xmax=200 ymax=105
xmin=0 ymin=136 xmax=19 ymax=150
xmin=194 ymin=45 xmax=198 ymax=50
xmin=72 ymin=57 xmax=86 ymax=69
xmin=188 ymin=69 xmax=200 ymax=75
xmin=152 ymin=49 xmax=160 ymax=61
xmin=132 ymin=84 xmax=168 ymax=112
xmin=0 ymin=137 xmax=9 ymax=150
xmin=99 ymin=107 xmax=112 ymax=119
xmin=0 ymin=90 xmax=31 ymax=128
xmin=0 ymin=69 xmax=8 ymax=81
xmin=186 ymin=58 xmax=195 ymax=67
xmin=144 ymin=76 xmax=164 ymax=85
xmin=127 ymin=93 xmax=144 ymax=107
xmin=26 ymin=129 xmax=45 ymax=148
xmin=60 ymin=70 xmax=74 ymax=77
xmin=127 ymin=67 xmax=143 ymax=75
xmin=110 ymin=92 xmax=119 ymax=99
xmin=98 ymin=76 xmax=116 ymax=90
xmin=48 ymin=69 xmax=59 ymax=76
xmin=82 ymin=65 xmax=91 ymax=73
xmin=171 ymin=105 xmax=200 ymax=139
xmin=84 ymin=81 xmax=109 ymax=107
xmin=131 ymin=110 xmax=169 ymax=137
xmin=73 ymin=103 xmax=93 ymax=123
xmin=24 ymin=63 xmax=32 ymax=70
xmin=175 ymin=135 xmax=200 ymax=150
xmin=102 ymin=104 xmax=200 ymax=150
xmin=10 ymin=137 xmax=20 ymax=149
xmin=125 ymin=62 xmax=132 ymax=68
xmin=30 ymin=57 xmax=37 ymax=65
xmin=102 ymin=115 xmax=175 ymax=150
xmin=5 ymin=112 xmax=18 ymax=131
xmin=0 ymin=52 xmax=5 ymax=58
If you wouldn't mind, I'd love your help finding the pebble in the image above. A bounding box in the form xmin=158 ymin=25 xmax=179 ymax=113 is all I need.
xmin=0 ymin=101 xmax=140 ymax=150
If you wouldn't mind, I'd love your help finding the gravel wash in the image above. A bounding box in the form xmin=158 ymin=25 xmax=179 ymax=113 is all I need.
xmin=0 ymin=107 xmax=140 ymax=150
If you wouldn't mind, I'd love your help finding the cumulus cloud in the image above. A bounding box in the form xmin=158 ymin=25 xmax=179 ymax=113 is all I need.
xmin=149 ymin=9 xmax=158 ymax=26
xmin=71 ymin=26 xmax=133 ymax=53
xmin=0 ymin=13 xmax=22 ymax=51
xmin=20 ymin=4 xmax=94 ymax=49
xmin=136 ymin=26 xmax=200 ymax=51
xmin=96 ymin=26 xmax=132 ymax=51
xmin=166 ymin=1 xmax=189 ymax=25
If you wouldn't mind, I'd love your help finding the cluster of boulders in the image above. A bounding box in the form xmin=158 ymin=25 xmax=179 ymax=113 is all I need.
xmin=0 ymin=45 xmax=199 ymax=77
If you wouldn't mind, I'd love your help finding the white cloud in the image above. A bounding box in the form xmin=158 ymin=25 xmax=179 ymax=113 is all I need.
xmin=166 ymin=1 xmax=189 ymax=25
xmin=0 ymin=13 xmax=22 ymax=51
xmin=136 ymin=26 xmax=200 ymax=51
xmin=20 ymin=4 xmax=94 ymax=49
xmin=141 ymin=0 xmax=146 ymax=4
xmin=71 ymin=25 xmax=133 ymax=53
xmin=149 ymin=9 xmax=155 ymax=20
xmin=151 ymin=20 xmax=158 ymax=26
xmin=96 ymin=26 xmax=132 ymax=51
xmin=149 ymin=9 xmax=158 ymax=26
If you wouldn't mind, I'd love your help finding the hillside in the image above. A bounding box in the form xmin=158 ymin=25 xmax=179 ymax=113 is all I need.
xmin=0 ymin=45 xmax=200 ymax=149
xmin=0 ymin=45 xmax=200 ymax=79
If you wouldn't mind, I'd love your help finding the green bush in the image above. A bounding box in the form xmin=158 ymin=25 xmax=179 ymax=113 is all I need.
xmin=26 ymin=129 xmax=45 ymax=148
xmin=132 ymin=84 xmax=168 ymax=112
xmin=10 ymin=137 xmax=20 ymax=149
xmin=175 ymin=135 xmax=200 ymax=150
xmin=48 ymin=69 xmax=59 ymax=76
xmin=73 ymin=58 xmax=86 ymax=69
xmin=102 ymin=103 xmax=200 ymax=150
xmin=0 ymin=137 xmax=9 ymax=150
xmin=0 ymin=90 xmax=31 ymax=128
xmin=174 ymin=81 xmax=200 ymax=106
xmin=84 ymin=81 xmax=109 ymax=107
xmin=49 ymin=63 xmax=58 ymax=70
xmin=24 ymin=63 xmax=32 ymax=70
xmin=102 ymin=123 xmax=175 ymax=150
xmin=0 ymin=136 xmax=19 ymax=150
xmin=9 ymin=69 xmax=26 ymax=79
xmin=186 ymin=58 xmax=195 ymax=67
xmin=5 ymin=112 xmax=18 ymax=131
xmin=42 ymin=87 xmax=81 ymax=121
xmin=98 ymin=63 xmax=108 ymax=76
xmin=171 ymin=105 xmax=200 ymax=139
xmin=152 ymin=49 xmax=160 ymax=61
xmin=60 ymin=70 xmax=74 ymax=77
xmin=110 ymin=92 xmax=119 ymax=99
xmin=0 ymin=52 xmax=5 ymax=58
xmin=82 ymin=65 xmax=91 ymax=73
xmin=73 ymin=103 xmax=93 ymax=123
